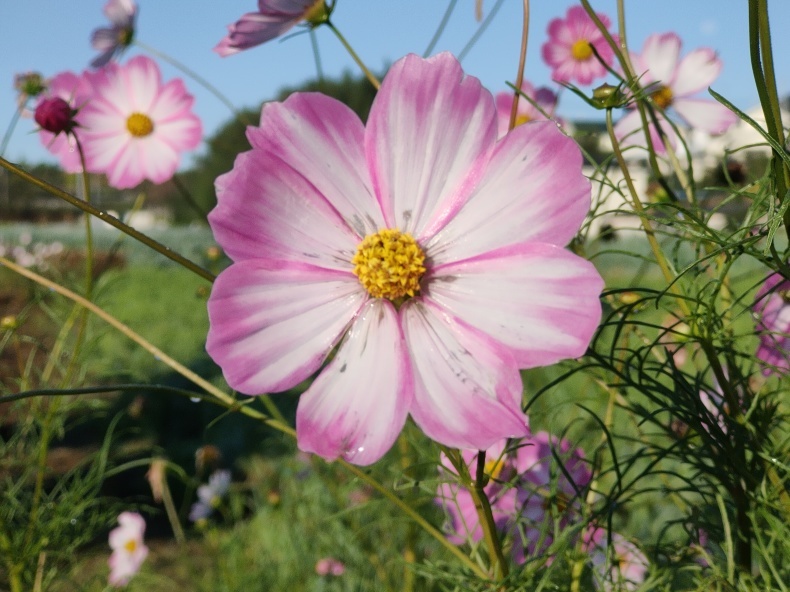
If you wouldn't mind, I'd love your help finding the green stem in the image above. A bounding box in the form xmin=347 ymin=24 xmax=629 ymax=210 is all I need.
xmin=309 ymin=29 xmax=325 ymax=82
xmin=423 ymin=0 xmax=459 ymax=58
xmin=325 ymin=22 xmax=380 ymax=90
xmin=457 ymin=0 xmax=506 ymax=62
xmin=507 ymin=0 xmax=530 ymax=132
xmin=171 ymin=173 xmax=208 ymax=221
xmin=0 ymin=157 xmax=215 ymax=283
xmin=0 ymin=101 xmax=24 ymax=157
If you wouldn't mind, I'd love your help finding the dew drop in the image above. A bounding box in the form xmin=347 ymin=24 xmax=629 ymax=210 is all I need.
xmin=190 ymin=396 xmax=200 ymax=403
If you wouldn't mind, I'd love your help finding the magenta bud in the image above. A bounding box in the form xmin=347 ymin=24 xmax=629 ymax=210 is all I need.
xmin=34 ymin=97 xmax=74 ymax=134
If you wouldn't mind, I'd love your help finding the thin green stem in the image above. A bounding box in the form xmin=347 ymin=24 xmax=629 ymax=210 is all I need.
xmin=423 ymin=0 xmax=459 ymax=58
xmin=326 ymin=22 xmax=380 ymax=90
xmin=507 ymin=0 xmax=530 ymax=132
xmin=171 ymin=173 xmax=208 ymax=221
xmin=457 ymin=0 xmax=505 ymax=62
xmin=0 ymin=157 xmax=215 ymax=283
xmin=309 ymin=29 xmax=325 ymax=82
xmin=0 ymin=101 xmax=24 ymax=157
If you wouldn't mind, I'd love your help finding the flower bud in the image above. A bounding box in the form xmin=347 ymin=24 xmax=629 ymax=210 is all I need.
xmin=591 ymin=83 xmax=627 ymax=109
xmin=34 ymin=97 xmax=75 ymax=135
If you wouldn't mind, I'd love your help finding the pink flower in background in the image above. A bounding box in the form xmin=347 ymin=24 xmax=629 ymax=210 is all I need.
xmin=315 ymin=557 xmax=346 ymax=576
xmin=91 ymin=0 xmax=137 ymax=68
xmin=753 ymin=271 xmax=790 ymax=376
xmin=36 ymin=71 xmax=89 ymax=173
xmin=584 ymin=527 xmax=649 ymax=590
xmin=436 ymin=432 xmax=591 ymax=563
xmin=108 ymin=511 xmax=148 ymax=587
xmin=207 ymin=52 xmax=603 ymax=466
xmin=78 ymin=55 xmax=202 ymax=189
xmin=494 ymin=82 xmax=558 ymax=138
xmin=214 ymin=0 xmax=330 ymax=57
xmin=615 ymin=33 xmax=738 ymax=153
xmin=541 ymin=6 xmax=617 ymax=86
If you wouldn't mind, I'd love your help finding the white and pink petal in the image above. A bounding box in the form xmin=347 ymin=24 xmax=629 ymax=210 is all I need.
xmin=206 ymin=259 xmax=365 ymax=395
xmin=296 ymin=299 xmax=412 ymax=465
xmin=672 ymin=97 xmax=737 ymax=135
xmin=401 ymin=299 xmax=529 ymax=450
xmin=426 ymin=242 xmax=603 ymax=368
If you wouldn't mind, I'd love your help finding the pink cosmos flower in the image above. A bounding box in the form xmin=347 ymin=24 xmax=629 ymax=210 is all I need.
xmin=206 ymin=52 xmax=604 ymax=466
xmin=753 ymin=271 xmax=790 ymax=376
xmin=214 ymin=0 xmax=330 ymax=57
xmin=494 ymin=82 xmax=558 ymax=138
xmin=36 ymin=71 xmax=89 ymax=174
xmin=541 ymin=6 xmax=617 ymax=86
xmin=91 ymin=0 xmax=137 ymax=68
xmin=437 ymin=432 xmax=591 ymax=563
xmin=108 ymin=511 xmax=148 ymax=587
xmin=315 ymin=557 xmax=346 ymax=576
xmin=615 ymin=33 xmax=738 ymax=153
xmin=584 ymin=527 xmax=649 ymax=590
xmin=78 ymin=55 xmax=202 ymax=189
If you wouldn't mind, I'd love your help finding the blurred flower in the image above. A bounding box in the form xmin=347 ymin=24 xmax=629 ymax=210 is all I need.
xmin=14 ymin=71 xmax=47 ymax=109
xmin=195 ymin=444 xmax=223 ymax=474
xmin=206 ymin=52 xmax=603 ymax=466
xmin=146 ymin=458 xmax=167 ymax=503
xmin=541 ymin=6 xmax=617 ymax=86
xmin=494 ymin=81 xmax=558 ymax=138
xmin=36 ymin=71 xmax=89 ymax=173
xmin=189 ymin=469 xmax=231 ymax=522
xmin=754 ymin=271 xmax=790 ymax=376
xmin=79 ymin=55 xmax=202 ymax=189
xmin=437 ymin=432 xmax=591 ymax=563
xmin=0 ymin=315 xmax=18 ymax=331
xmin=584 ymin=527 xmax=649 ymax=591
xmin=108 ymin=511 xmax=148 ymax=587
xmin=315 ymin=557 xmax=345 ymax=576
xmin=214 ymin=0 xmax=331 ymax=57
xmin=91 ymin=0 xmax=137 ymax=68
xmin=615 ymin=33 xmax=738 ymax=153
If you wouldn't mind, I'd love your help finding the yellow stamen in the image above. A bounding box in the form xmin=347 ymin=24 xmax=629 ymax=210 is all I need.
xmin=571 ymin=39 xmax=593 ymax=61
xmin=651 ymin=85 xmax=673 ymax=109
xmin=124 ymin=539 xmax=137 ymax=553
xmin=303 ymin=0 xmax=329 ymax=25
xmin=485 ymin=457 xmax=506 ymax=481
xmin=126 ymin=112 xmax=154 ymax=138
xmin=514 ymin=113 xmax=531 ymax=128
xmin=352 ymin=229 xmax=426 ymax=301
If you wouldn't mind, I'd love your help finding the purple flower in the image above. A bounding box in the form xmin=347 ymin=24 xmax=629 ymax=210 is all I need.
xmin=206 ymin=52 xmax=603 ymax=466
xmin=189 ymin=469 xmax=232 ymax=522
xmin=754 ymin=271 xmax=790 ymax=376
xmin=34 ymin=97 xmax=74 ymax=135
xmin=214 ymin=0 xmax=331 ymax=57
xmin=584 ymin=527 xmax=649 ymax=590
xmin=437 ymin=432 xmax=592 ymax=563
xmin=35 ymin=71 xmax=89 ymax=173
xmin=91 ymin=0 xmax=137 ymax=68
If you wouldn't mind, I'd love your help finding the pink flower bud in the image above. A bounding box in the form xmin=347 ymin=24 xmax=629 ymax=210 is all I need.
xmin=34 ymin=97 xmax=74 ymax=135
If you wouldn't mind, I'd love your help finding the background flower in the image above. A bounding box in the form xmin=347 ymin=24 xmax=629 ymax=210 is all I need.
xmin=207 ymin=52 xmax=603 ymax=466
xmin=35 ymin=71 xmax=88 ymax=173
xmin=584 ymin=527 xmax=649 ymax=591
xmin=189 ymin=469 xmax=232 ymax=522
xmin=615 ymin=32 xmax=738 ymax=153
xmin=91 ymin=0 xmax=137 ymax=68
xmin=108 ymin=511 xmax=148 ymax=587
xmin=79 ymin=55 xmax=202 ymax=189
xmin=494 ymin=81 xmax=558 ymax=138
xmin=753 ymin=271 xmax=790 ymax=376
xmin=541 ymin=6 xmax=617 ymax=86
xmin=214 ymin=0 xmax=329 ymax=57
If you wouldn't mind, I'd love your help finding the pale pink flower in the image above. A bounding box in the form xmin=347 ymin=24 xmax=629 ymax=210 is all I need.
xmin=36 ymin=71 xmax=89 ymax=173
xmin=78 ymin=55 xmax=202 ymax=189
xmin=494 ymin=82 xmax=558 ymax=138
xmin=615 ymin=33 xmax=738 ymax=153
xmin=108 ymin=511 xmax=148 ymax=587
xmin=753 ymin=271 xmax=790 ymax=376
xmin=437 ymin=432 xmax=591 ymax=563
xmin=189 ymin=469 xmax=232 ymax=522
xmin=206 ymin=52 xmax=603 ymax=466
xmin=541 ymin=6 xmax=617 ymax=86
xmin=91 ymin=0 xmax=137 ymax=68
xmin=214 ymin=0 xmax=329 ymax=57
xmin=315 ymin=557 xmax=345 ymax=576
xmin=584 ymin=527 xmax=649 ymax=590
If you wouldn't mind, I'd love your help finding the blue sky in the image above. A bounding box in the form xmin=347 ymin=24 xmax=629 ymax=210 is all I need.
xmin=1 ymin=0 xmax=788 ymax=167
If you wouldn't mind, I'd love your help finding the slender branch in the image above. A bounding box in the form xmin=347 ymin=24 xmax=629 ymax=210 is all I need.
xmin=457 ymin=0 xmax=505 ymax=62
xmin=326 ymin=22 xmax=380 ymax=90
xmin=423 ymin=0 xmax=459 ymax=58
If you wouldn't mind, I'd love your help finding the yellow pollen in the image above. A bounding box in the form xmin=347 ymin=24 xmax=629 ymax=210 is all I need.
xmin=514 ymin=113 xmax=531 ymax=128
xmin=485 ymin=457 xmax=506 ymax=481
xmin=352 ymin=229 xmax=426 ymax=301
xmin=124 ymin=539 xmax=137 ymax=553
xmin=126 ymin=112 xmax=154 ymax=138
xmin=651 ymin=85 xmax=673 ymax=109
xmin=571 ymin=39 xmax=593 ymax=61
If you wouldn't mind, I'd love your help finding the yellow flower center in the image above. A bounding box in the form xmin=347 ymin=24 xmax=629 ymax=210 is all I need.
xmin=571 ymin=39 xmax=593 ymax=61
xmin=484 ymin=457 xmax=506 ymax=481
xmin=651 ymin=85 xmax=673 ymax=109
xmin=351 ymin=229 xmax=426 ymax=301
xmin=124 ymin=539 xmax=137 ymax=553
xmin=126 ymin=112 xmax=154 ymax=138
xmin=514 ymin=113 xmax=531 ymax=128
xmin=303 ymin=0 xmax=329 ymax=25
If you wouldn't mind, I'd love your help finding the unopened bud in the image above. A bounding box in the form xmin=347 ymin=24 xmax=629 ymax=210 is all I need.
xmin=591 ymin=83 xmax=627 ymax=109
xmin=34 ymin=97 xmax=75 ymax=135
